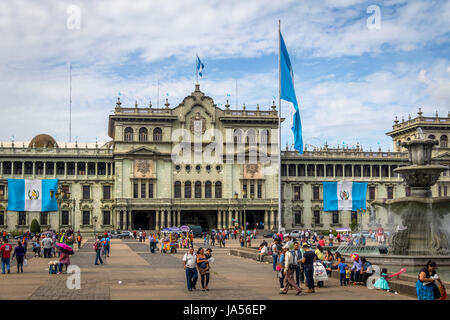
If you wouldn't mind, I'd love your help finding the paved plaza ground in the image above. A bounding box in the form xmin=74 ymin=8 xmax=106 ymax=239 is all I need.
xmin=0 ymin=238 xmax=414 ymax=300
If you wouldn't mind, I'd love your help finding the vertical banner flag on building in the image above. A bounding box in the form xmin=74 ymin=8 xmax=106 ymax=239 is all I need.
xmin=196 ymin=55 xmax=205 ymax=77
xmin=280 ymin=32 xmax=303 ymax=154
xmin=322 ymin=181 xmax=368 ymax=211
xmin=7 ymin=179 xmax=59 ymax=212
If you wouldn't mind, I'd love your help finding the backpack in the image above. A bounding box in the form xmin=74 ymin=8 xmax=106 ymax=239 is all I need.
xmin=93 ymin=241 xmax=99 ymax=251
xmin=77 ymin=235 xmax=81 ymax=242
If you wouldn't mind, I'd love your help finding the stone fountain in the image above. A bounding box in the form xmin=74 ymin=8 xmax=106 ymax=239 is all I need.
xmin=373 ymin=128 xmax=450 ymax=257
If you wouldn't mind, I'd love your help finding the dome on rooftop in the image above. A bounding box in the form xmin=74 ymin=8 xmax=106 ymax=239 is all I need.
xmin=28 ymin=134 xmax=58 ymax=148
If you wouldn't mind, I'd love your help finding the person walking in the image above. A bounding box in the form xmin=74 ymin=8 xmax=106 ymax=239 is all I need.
xmin=12 ymin=240 xmax=26 ymax=273
xmin=0 ymin=238 xmax=12 ymax=274
xmin=280 ymin=247 xmax=302 ymax=295
xmin=301 ymin=244 xmax=316 ymax=293
xmin=182 ymin=247 xmax=198 ymax=291
xmin=149 ymin=234 xmax=156 ymax=253
xmin=102 ymin=233 xmax=110 ymax=257
xmin=94 ymin=236 xmax=103 ymax=265
xmin=291 ymin=241 xmax=303 ymax=286
xmin=196 ymin=247 xmax=210 ymax=291
xmin=76 ymin=232 xmax=82 ymax=249
xmin=42 ymin=235 xmax=53 ymax=258
xmin=338 ymin=258 xmax=348 ymax=286
xmin=271 ymin=239 xmax=281 ymax=271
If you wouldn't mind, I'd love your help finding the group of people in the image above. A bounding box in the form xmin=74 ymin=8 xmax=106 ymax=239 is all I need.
xmin=182 ymin=246 xmax=213 ymax=291
xmin=0 ymin=229 xmax=82 ymax=275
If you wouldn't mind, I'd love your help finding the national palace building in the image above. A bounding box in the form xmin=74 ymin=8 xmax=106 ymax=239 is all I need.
xmin=0 ymin=85 xmax=449 ymax=233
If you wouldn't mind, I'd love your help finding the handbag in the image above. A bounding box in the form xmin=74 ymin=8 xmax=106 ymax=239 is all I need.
xmin=432 ymin=283 xmax=441 ymax=300
xmin=23 ymin=259 xmax=28 ymax=267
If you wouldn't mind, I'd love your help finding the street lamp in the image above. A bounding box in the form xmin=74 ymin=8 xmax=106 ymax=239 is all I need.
xmin=93 ymin=216 xmax=98 ymax=237
xmin=234 ymin=191 xmax=254 ymax=247
xmin=54 ymin=187 xmax=69 ymax=232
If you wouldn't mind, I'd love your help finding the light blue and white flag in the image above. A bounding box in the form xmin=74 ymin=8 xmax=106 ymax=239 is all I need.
xmin=8 ymin=179 xmax=59 ymax=212
xmin=322 ymin=181 xmax=367 ymax=212
xmin=280 ymin=32 xmax=303 ymax=154
xmin=196 ymin=55 xmax=205 ymax=77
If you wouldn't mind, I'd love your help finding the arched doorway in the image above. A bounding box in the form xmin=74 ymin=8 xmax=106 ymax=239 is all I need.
xmin=180 ymin=210 xmax=216 ymax=232
xmin=132 ymin=211 xmax=152 ymax=230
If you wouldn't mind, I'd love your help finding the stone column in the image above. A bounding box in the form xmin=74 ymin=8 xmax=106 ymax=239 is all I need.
xmin=264 ymin=210 xmax=269 ymax=230
xmin=167 ymin=209 xmax=172 ymax=227
xmin=85 ymin=162 xmax=88 ymax=177
xmin=177 ymin=210 xmax=181 ymax=227
xmin=217 ymin=210 xmax=221 ymax=229
xmin=161 ymin=209 xmax=166 ymax=229
xmin=32 ymin=161 xmax=36 ymax=178
xmin=270 ymin=209 xmax=275 ymax=230
xmin=155 ymin=210 xmax=160 ymax=231
xmin=228 ymin=209 xmax=232 ymax=229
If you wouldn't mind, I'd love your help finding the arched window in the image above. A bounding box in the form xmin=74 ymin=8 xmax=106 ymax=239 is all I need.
xmin=153 ymin=127 xmax=162 ymax=141
xmin=195 ymin=181 xmax=202 ymax=198
xmin=260 ymin=129 xmax=269 ymax=144
xmin=440 ymin=135 xmax=448 ymax=148
xmin=184 ymin=181 xmax=191 ymax=198
xmin=215 ymin=181 xmax=222 ymax=198
xmin=233 ymin=129 xmax=242 ymax=143
xmin=246 ymin=129 xmax=256 ymax=144
xmin=205 ymin=181 xmax=212 ymax=198
xmin=174 ymin=181 xmax=181 ymax=198
xmin=139 ymin=127 xmax=148 ymax=141
xmin=428 ymin=135 xmax=436 ymax=140
xmin=124 ymin=127 xmax=133 ymax=141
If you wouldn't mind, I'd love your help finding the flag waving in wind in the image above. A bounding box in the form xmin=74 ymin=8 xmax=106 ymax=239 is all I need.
xmin=280 ymin=32 xmax=303 ymax=154
xmin=196 ymin=55 xmax=205 ymax=78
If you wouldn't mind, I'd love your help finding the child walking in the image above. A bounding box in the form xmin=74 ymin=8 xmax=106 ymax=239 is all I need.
xmin=338 ymin=258 xmax=347 ymax=286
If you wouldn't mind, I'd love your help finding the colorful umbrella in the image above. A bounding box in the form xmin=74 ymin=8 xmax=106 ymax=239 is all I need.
xmin=57 ymin=243 xmax=73 ymax=252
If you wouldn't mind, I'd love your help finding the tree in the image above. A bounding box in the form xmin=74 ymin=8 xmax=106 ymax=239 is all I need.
xmin=30 ymin=218 xmax=40 ymax=234
xmin=350 ymin=219 xmax=358 ymax=232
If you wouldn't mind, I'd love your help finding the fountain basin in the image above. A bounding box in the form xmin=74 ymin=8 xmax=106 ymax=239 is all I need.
xmin=372 ymin=197 xmax=450 ymax=256
xmin=394 ymin=165 xmax=448 ymax=197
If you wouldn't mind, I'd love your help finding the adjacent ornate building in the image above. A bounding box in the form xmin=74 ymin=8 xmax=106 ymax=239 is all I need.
xmin=281 ymin=109 xmax=450 ymax=232
xmin=0 ymin=85 xmax=448 ymax=234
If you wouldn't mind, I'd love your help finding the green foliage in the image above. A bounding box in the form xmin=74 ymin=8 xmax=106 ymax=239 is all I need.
xmin=30 ymin=219 xmax=41 ymax=234
xmin=350 ymin=219 xmax=358 ymax=231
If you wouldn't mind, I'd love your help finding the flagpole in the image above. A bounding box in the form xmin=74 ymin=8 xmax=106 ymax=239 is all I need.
xmin=277 ymin=20 xmax=282 ymax=234
xmin=69 ymin=63 xmax=72 ymax=142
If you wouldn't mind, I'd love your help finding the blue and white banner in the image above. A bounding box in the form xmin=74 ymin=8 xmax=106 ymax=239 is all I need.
xmin=7 ymin=179 xmax=59 ymax=212
xmin=323 ymin=181 xmax=367 ymax=212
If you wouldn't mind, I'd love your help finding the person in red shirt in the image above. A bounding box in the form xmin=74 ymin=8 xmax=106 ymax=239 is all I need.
xmin=1 ymin=238 xmax=13 ymax=274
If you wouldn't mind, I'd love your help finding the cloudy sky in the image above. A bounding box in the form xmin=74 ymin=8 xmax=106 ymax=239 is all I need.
xmin=0 ymin=0 xmax=449 ymax=151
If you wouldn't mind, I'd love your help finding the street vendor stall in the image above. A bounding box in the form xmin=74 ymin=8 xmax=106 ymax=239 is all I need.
xmin=161 ymin=227 xmax=180 ymax=253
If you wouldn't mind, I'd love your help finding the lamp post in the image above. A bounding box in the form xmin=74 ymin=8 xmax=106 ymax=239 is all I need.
xmin=234 ymin=191 xmax=253 ymax=247
xmin=93 ymin=216 xmax=98 ymax=237
xmin=54 ymin=187 xmax=69 ymax=232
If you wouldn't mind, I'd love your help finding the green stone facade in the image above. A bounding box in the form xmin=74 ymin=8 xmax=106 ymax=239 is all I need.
xmin=0 ymin=89 xmax=449 ymax=234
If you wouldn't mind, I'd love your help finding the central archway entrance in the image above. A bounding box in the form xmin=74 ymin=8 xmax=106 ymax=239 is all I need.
xmin=180 ymin=210 xmax=216 ymax=232
xmin=132 ymin=211 xmax=154 ymax=230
